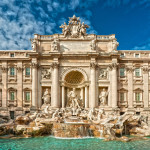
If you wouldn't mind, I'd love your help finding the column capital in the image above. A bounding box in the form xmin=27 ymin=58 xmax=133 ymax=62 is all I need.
xmin=17 ymin=67 xmax=23 ymax=72
xmin=90 ymin=62 xmax=97 ymax=69
xmin=142 ymin=67 xmax=149 ymax=74
xmin=51 ymin=62 xmax=59 ymax=69
xmin=126 ymin=66 xmax=134 ymax=73
xmin=1 ymin=66 xmax=7 ymax=73
xmin=108 ymin=63 xmax=118 ymax=70
xmin=31 ymin=62 xmax=38 ymax=68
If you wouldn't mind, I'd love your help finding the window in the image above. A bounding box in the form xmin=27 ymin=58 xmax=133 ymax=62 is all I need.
xmin=25 ymin=68 xmax=30 ymax=76
xmin=135 ymin=92 xmax=140 ymax=102
xmin=10 ymin=53 xmax=14 ymax=57
xmin=135 ymin=54 xmax=139 ymax=58
xmin=26 ymin=53 xmax=29 ymax=57
xmin=120 ymin=68 xmax=125 ymax=77
xmin=10 ymin=67 xmax=15 ymax=76
xmin=135 ymin=68 xmax=140 ymax=77
xmin=25 ymin=92 xmax=30 ymax=101
xmin=120 ymin=93 xmax=124 ymax=102
xmin=10 ymin=92 xmax=15 ymax=100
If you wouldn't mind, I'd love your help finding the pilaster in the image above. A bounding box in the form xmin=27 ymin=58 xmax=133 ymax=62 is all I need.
xmin=143 ymin=66 xmax=149 ymax=108
xmin=1 ymin=62 xmax=7 ymax=108
xmin=109 ymin=63 xmax=118 ymax=108
xmin=126 ymin=66 xmax=134 ymax=109
xmin=31 ymin=59 xmax=38 ymax=109
xmin=51 ymin=62 xmax=59 ymax=108
xmin=17 ymin=62 xmax=23 ymax=108
xmin=90 ymin=62 xmax=96 ymax=108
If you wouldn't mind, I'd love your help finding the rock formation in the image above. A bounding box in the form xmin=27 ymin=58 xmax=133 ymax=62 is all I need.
xmin=0 ymin=107 xmax=150 ymax=141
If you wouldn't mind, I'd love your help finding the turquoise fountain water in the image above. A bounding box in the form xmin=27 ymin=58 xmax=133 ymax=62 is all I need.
xmin=0 ymin=137 xmax=150 ymax=150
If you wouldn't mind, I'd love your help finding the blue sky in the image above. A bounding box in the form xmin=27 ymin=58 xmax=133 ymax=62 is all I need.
xmin=0 ymin=0 xmax=150 ymax=50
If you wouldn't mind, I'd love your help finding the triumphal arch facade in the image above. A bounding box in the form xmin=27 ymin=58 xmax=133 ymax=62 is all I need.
xmin=0 ymin=15 xmax=150 ymax=118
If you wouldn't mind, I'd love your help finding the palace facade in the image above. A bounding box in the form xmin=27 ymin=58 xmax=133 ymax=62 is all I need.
xmin=0 ymin=15 xmax=150 ymax=119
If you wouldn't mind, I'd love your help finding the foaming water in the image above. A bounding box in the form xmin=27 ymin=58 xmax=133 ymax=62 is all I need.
xmin=0 ymin=136 xmax=150 ymax=150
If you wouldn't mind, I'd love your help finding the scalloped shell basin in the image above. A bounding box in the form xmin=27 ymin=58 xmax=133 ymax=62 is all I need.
xmin=0 ymin=136 xmax=150 ymax=150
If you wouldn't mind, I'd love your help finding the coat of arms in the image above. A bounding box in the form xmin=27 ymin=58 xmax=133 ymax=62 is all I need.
xmin=60 ymin=15 xmax=89 ymax=38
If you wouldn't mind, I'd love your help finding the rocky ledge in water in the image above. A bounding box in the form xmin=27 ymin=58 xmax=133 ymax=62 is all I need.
xmin=0 ymin=107 xmax=150 ymax=141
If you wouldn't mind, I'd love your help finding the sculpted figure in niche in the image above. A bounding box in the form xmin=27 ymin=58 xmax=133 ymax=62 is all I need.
xmin=67 ymin=88 xmax=80 ymax=108
xmin=30 ymin=39 xmax=36 ymax=51
xmin=99 ymin=88 xmax=108 ymax=106
xmin=42 ymin=88 xmax=51 ymax=105
xmin=90 ymin=39 xmax=96 ymax=50
xmin=112 ymin=40 xmax=119 ymax=51
xmin=52 ymin=38 xmax=59 ymax=51
xmin=99 ymin=69 xmax=108 ymax=80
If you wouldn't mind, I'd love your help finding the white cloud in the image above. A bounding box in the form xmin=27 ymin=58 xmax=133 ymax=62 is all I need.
xmin=0 ymin=0 xmax=99 ymax=50
xmin=132 ymin=39 xmax=150 ymax=50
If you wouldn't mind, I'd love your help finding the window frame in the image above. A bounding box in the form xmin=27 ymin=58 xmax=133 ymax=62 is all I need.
xmin=135 ymin=68 xmax=141 ymax=77
xmin=10 ymin=91 xmax=15 ymax=101
xmin=120 ymin=68 xmax=125 ymax=77
xmin=25 ymin=67 xmax=30 ymax=76
xmin=10 ymin=67 xmax=15 ymax=76
xmin=25 ymin=91 xmax=30 ymax=101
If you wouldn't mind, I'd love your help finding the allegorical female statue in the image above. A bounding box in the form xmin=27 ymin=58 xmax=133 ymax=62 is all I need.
xmin=99 ymin=88 xmax=108 ymax=106
xmin=42 ymin=88 xmax=51 ymax=105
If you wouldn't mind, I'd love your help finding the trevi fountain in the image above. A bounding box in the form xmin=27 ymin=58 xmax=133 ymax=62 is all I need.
xmin=1 ymin=15 xmax=150 ymax=149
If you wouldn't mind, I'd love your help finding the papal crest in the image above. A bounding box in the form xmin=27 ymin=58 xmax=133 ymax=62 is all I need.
xmin=60 ymin=15 xmax=89 ymax=38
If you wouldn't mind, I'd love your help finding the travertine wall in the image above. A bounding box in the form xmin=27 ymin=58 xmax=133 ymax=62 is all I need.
xmin=0 ymin=34 xmax=150 ymax=118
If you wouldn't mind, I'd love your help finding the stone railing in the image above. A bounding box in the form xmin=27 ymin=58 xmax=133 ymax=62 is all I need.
xmin=133 ymin=101 xmax=144 ymax=108
xmin=7 ymin=100 xmax=17 ymax=107
xmin=40 ymin=35 xmax=53 ymax=40
xmin=8 ymin=75 xmax=17 ymax=82
xmin=23 ymin=100 xmax=31 ymax=107
xmin=97 ymin=35 xmax=115 ymax=40
xmin=23 ymin=75 xmax=32 ymax=82
xmin=118 ymin=101 xmax=128 ymax=108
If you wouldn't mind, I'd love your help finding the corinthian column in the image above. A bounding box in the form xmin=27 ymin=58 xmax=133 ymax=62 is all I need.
xmin=62 ymin=85 xmax=65 ymax=108
xmin=111 ymin=63 xmax=118 ymax=108
xmin=31 ymin=61 xmax=38 ymax=109
xmin=143 ymin=66 xmax=149 ymax=108
xmin=90 ymin=63 xmax=96 ymax=108
xmin=85 ymin=85 xmax=88 ymax=108
xmin=51 ymin=62 xmax=59 ymax=108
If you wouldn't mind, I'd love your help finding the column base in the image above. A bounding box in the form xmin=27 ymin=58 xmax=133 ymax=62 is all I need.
xmin=127 ymin=108 xmax=135 ymax=112
xmin=144 ymin=107 xmax=150 ymax=111
xmin=0 ymin=107 xmax=8 ymax=111
xmin=30 ymin=106 xmax=38 ymax=112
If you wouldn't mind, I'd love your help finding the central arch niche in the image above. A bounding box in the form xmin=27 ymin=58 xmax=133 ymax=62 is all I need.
xmin=64 ymin=71 xmax=84 ymax=85
xmin=61 ymin=68 xmax=89 ymax=108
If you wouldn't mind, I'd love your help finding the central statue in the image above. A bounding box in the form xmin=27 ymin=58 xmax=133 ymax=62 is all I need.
xmin=67 ymin=88 xmax=80 ymax=108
